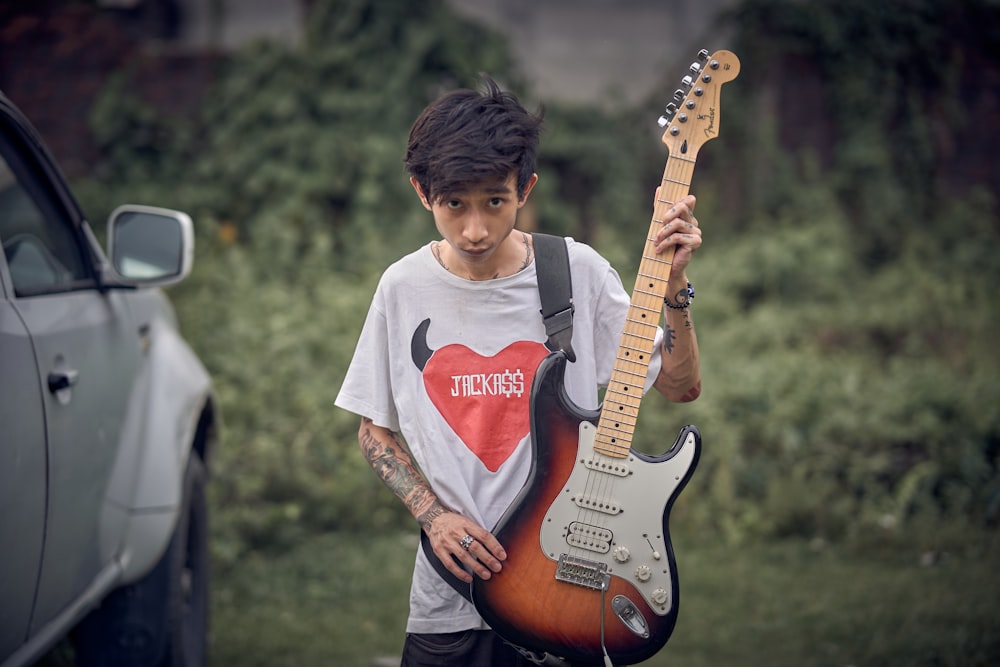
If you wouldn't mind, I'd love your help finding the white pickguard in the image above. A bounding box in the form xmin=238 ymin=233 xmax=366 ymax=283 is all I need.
xmin=538 ymin=421 xmax=698 ymax=615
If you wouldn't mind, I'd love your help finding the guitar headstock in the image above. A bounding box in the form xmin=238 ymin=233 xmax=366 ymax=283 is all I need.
xmin=658 ymin=49 xmax=740 ymax=158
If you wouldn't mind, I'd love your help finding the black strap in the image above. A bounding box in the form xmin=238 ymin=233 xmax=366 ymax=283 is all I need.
xmin=532 ymin=233 xmax=576 ymax=362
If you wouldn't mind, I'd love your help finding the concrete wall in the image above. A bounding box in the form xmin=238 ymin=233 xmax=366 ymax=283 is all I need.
xmin=446 ymin=0 xmax=739 ymax=106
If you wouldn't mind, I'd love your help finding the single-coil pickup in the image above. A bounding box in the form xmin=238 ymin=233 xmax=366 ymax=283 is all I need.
xmin=583 ymin=457 xmax=631 ymax=477
xmin=571 ymin=494 xmax=621 ymax=515
xmin=566 ymin=522 xmax=613 ymax=553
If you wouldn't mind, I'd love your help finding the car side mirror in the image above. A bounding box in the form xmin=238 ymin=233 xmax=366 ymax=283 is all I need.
xmin=107 ymin=205 xmax=194 ymax=286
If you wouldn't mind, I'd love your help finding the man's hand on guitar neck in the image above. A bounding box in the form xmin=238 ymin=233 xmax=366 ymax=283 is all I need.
xmin=652 ymin=192 xmax=701 ymax=276
xmin=357 ymin=417 xmax=506 ymax=584
xmin=650 ymin=192 xmax=703 ymax=403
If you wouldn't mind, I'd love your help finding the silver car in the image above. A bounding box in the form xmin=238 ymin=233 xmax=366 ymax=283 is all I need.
xmin=0 ymin=92 xmax=217 ymax=666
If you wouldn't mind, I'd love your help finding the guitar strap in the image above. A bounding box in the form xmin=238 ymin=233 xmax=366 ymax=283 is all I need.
xmin=419 ymin=232 xmax=574 ymax=666
xmin=532 ymin=233 xmax=576 ymax=362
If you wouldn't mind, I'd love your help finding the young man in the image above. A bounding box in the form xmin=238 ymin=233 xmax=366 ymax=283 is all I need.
xmin=335 ymin=76 xmax=702 ymax=666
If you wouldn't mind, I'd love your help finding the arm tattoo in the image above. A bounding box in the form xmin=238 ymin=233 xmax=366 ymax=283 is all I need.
xmin=663 ymin=323 xmax=677 ymax=354
xmin=678 ymin=380 xmax=702 ymax=402
xmin=417 ymin=502 xmax=448 ymax=533
xmin=359 ymin=417 xmax=443 ymax=526
xmin=662 ymin=311 xmax=692 ymax=356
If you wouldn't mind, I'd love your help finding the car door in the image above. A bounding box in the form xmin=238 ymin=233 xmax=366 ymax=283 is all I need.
xmin=0 ymin=99 xmax=141 ymax=641
xmin=0 ymin=244 xmax=48 ymax=659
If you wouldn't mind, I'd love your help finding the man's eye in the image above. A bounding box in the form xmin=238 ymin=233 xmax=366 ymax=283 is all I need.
xmin=446 ymin=200 xmax=462 ymax=209
xmin=489 ymin=198 xmax=504 ymax=207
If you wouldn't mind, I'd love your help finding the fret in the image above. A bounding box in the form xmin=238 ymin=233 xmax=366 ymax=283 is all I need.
xmin=613 ymin=368 xmax=649 ymax=380
xmin=636 ymin=268 xmax=670 ymax=280
xmin=661 ymin=176 xmax=691 ymax=188
xmin=628 ymin=312 xmax=661 ymax=324
xmin=605 ymin=381 xmax=644 ymax=396
xmin=628 ymin=305 xmax=662 ymax=318
xmin=604 ymin=399 xmax=642 ymax=415
xmin=624 ymin=320 xmax=659 ymax=331
xmin=598 ymin=428 xmax=636 ymax=445
xmin=620 ymin=328 xmax=657 ymax=342
xmin=639 ymin=252 xmax=673 ymax=266
xmin=609 ymin=371 xmax=647 ymax=386
xmin=597 ymin=419 xmax=638 ymax=434
xmin=594 ymin=443 xmax=630 ymax=458
xmin=602 ymin=396 xmax=641 ymax=412
xmin=595 ymin=433 xmax=632 ymax=447
xmin=598 ymin=410 xmax=639 ymax=422
xmin=632 ymin=288 xmax=667 ymax=302
xmin=666 ymin=153 xmax=697 ymax=165
xmin=596 ymin=426 xmax=633 ymax=440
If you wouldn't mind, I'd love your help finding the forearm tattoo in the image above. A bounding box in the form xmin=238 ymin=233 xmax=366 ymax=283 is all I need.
xmin=659 ymin=305 xmax=700 ymax=401
xmin=417 ymin=502 xmax=448 ymax=533
xmin=662 ymin=311 xmax=692 ymax=356
xmin=677 ymin=380 xmax=702 ymax=402
xmin=359 ymin=417 xmax=442 ymax=527
xmin=664 ymin=323 xmax=677 ymax=354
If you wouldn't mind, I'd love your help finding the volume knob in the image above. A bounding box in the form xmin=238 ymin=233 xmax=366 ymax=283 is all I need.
xmin=635 ymin=565 xmax=652 ymax=582
xmin=612 ymin=545 xmax=631 ymax=563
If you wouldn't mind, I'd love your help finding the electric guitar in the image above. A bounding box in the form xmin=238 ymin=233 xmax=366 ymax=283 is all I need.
xmin=471 ymin=49 xmax=740 ymax=665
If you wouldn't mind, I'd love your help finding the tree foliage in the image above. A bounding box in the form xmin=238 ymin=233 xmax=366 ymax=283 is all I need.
xmin=72 ymin=0 xmax=1000 ymax=561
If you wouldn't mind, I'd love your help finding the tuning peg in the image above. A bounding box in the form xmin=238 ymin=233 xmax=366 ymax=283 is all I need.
xmin=689 ymin=61 xmax=702 ymax=74
xmin=657 ymin=102 xmax=678 ymax=127
xmin=698 ymin=48 xmax=709 ymax=61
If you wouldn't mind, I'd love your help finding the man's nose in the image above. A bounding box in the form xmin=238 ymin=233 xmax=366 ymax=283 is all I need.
xmin=462 ymin=211 xmax=488 ymax=243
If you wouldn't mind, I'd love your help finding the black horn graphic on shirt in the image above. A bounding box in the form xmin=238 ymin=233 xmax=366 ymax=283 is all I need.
xmin=411 ymin=318 xmax=434 ymax=371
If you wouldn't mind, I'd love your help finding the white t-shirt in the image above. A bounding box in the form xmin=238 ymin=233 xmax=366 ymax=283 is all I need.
xmin=334 ymin=237 xmax=664 ymax=633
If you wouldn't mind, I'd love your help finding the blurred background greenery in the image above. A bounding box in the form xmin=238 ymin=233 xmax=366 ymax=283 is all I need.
xmin=12 ymin=0 xmax=999 ymax=664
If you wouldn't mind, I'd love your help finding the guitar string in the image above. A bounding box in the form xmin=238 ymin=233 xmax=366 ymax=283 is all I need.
xmin=582 ymin=153 xmax=691 ymax=562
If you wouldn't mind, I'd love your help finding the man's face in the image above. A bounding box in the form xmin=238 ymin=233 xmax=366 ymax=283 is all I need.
xmin=412 ymin=172 xmax=537 ymax=276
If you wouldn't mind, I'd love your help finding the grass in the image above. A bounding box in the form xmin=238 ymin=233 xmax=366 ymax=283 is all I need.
xmin=209 ymin=525 xmax=1000 ymax=667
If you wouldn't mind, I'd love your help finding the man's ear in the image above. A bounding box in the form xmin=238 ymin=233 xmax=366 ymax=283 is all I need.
xmin=518 ymin=173 xmax=539 ymax=207
xmin=410 ymin=177 xmax=433 ymax=210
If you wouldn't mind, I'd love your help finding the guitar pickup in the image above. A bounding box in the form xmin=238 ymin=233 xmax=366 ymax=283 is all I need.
xmin=571 ymin=493 xmax=622 ymax=515
xmin=565 ymin=522 xmax=613 ymax=553
xmin=583 ymin=456 xmax=631 ymax=477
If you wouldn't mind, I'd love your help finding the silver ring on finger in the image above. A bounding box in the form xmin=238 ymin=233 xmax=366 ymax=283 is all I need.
xmin=460 ymin=534 xmax=474 ymax=551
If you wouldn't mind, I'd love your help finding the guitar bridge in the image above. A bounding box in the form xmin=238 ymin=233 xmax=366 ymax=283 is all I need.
xmin=554 ymin=554 xmax=611 ymax=591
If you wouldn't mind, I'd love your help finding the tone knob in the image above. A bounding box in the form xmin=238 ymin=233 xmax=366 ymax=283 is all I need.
xmin=612 ymin=545 xmax=631 ymax=563
xmin=651 ymin=588 xmax=670 ymax=606
xmin=635 ymin=564 xmax=652 ymax=582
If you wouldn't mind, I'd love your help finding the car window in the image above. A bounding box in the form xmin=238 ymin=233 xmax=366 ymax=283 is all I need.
xmin=0 ymin=148 xmax=90 ymax=296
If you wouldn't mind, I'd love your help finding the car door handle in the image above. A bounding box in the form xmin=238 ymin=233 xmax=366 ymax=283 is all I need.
xmin=47 ymin=369 xmax=79 ymax=393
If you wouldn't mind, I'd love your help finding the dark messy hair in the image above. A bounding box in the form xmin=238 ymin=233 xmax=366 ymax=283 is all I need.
xmin=404 ymin=75 xmax=543 ymax=204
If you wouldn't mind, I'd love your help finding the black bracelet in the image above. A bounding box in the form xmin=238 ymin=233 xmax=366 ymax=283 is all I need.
xmin=664 ymin=282 xmax=694 ymax=310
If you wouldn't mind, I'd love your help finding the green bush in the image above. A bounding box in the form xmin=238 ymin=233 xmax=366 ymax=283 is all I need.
xmin=70 ymin=0 xmax=1000 ymax=561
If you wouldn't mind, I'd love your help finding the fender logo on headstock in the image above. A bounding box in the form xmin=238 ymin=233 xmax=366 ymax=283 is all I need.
xmin=698 ymin=106 xmax=717 ymax=137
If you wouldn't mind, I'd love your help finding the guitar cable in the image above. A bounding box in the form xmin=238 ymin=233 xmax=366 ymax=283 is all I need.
xmin=599 ymin=580 xmax=614 ymax=667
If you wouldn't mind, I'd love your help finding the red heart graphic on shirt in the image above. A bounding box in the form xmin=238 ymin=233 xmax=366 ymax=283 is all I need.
xmin=422 ymin=341 xmax=549 ymax=472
